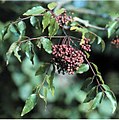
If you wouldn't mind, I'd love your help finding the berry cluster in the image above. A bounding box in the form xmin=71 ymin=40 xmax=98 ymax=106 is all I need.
xmin=55 ymin=11 xmax=72 ymax=27
xmin=111 ymin=37 xmax=119 ymax=48
xmin=80 ymin=37 xmax=91 ymax=51
xmin=52 ymin=44 xmax=84 ymax=74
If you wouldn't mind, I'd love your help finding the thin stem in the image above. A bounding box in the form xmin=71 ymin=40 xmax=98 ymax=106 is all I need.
xmin=12 ymin=14 xmax=44 ymax=24
xmin=84 ymin=55 xmax=100 ymax=85
xmin=73 ymin=17 xmax=106 ymax=31
xmin=84 ymin=55 xmax=105 ymax=93
xmin=18 ymin=35 xmax=81 ymax=45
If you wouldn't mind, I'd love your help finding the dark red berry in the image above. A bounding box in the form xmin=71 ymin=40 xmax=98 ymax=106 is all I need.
xmin=80 ymin=37 xmax=91 ymax=51
xmin=52 ymin=44 xmax=84 ymax=75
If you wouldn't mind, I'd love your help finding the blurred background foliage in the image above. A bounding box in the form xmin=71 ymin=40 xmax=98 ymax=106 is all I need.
xmin=0 ymin=0 xmax=119 ymax=119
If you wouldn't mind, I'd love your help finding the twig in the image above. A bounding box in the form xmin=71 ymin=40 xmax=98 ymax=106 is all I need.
xmin=73 ymin=17 xmax=106 ymax=31
xmin=19 ymin=35 xmax=81 ymax=45
xmin=12 ymin=14 xmax=44 ymax=24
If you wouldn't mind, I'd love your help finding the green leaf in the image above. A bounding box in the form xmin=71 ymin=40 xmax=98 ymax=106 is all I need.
xmin=9 ymin=24 xmax=19 ymax=36
xmin=97 ymin=36 xmax=102 ymax=44
xmin=1 ymin=24 xmax=10 ymax=40
xmin=23 ymin=41 xmax=34 ymax=64
xmin=46 ymin=65 xmax=55 ymax=96
xmin=76 ymin=63 xmax=89 ymax=74
xmin=48 ymin=2 xmax=57 ymax=10
xmin=42 ymin=12 xmax=51 ymax=32
xmin=40 ymin=37 xmax=53 ymax=54
xmin=84 ymin=51 xmax=90 ymax=58
xmin=54 ymin=8 xmax=65 ymax=15
xmin=48 ymin=18 xmax=59 ymax=37
xmin=101 ymin=84 xmax=111 ymax=92
xmin=77 ymin=27 xmax=89 ymax=34
xmin=30 ymin=16 xmax=40 ymax=29
xmin=36 ymin=40 xmax=41 ymax=49
xmin=107 ymin=21 xmax=118 ymax=38
xmin=90 ymin=92 xmax=103 ymax=110
xmin=39 ymin=87 xmax=48 ymax=106
xmin=35 ymin=63 xmax=49 ymax=76
xmin=81 ymin=77 xmax=93 ymax=90
xmin=105 ymin=91 xmax=117 ymax=113
xmin=90 ymin=62 xmax=99 ymax=74
xmin=96 ymin=74 xmax=104 ymax=84
xmin=14 ymin=45 xmax=21 ymax=62
xmin=23 ymin=6 xmax=46 ymax=16
xmin=21 ymin=94 xmax=37 ymax=116
xmin=43 ymin=87 xmax=47 ymax=104
xmin=83 ymin=86 xmax=97 ymax=103
xmin=100 ymin=39 xmax=105 ymax=52
xmin=6 ymin=42 xmax=18 ymax=65
xmin=18 ymin=21 xmax=26 ymax=35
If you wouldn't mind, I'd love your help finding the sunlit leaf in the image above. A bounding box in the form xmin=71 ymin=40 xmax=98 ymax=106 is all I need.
xmin=54 ymin=8 xmax=65 ymax=15
xmin=76 ymin=63 xmax=89 ymax=74
xmin=101 ymin=84 xmax=111 ymax=92
xmin=36 ymin=40 xmax=41 ymax=49
xmin=97 ymin=36 xmax=102 ymax=44
xmin=107 ymin=21 xmax=118 ymax=38
xmin=9 ymin=24 xmax=19 ymax=36
xmin=83 ymin=86 xmax=97 ymax=103
xmin=40 ymin=37 xmax=53 ymax=54
xmin=105 ymin=91 xmax=117 ymax=113
xmin=48 ymin=2 xmax=57 ymax=10
xmin=48 ymin=18 xmax=59 ymax=37
xmin=21 ymin=94 xmax=37 ymax=116
xmin=42 ymin=12 xmax=51 ymax=32
xmin=30 ymin=16 xmax=40 ymax=29
xmin=90 ymin=92 xmax=103 ymax=110
xmin=18 ymin=21 xmax=26 ymax=35
xmin=23 ymin=6 xmax=46 ymax=16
